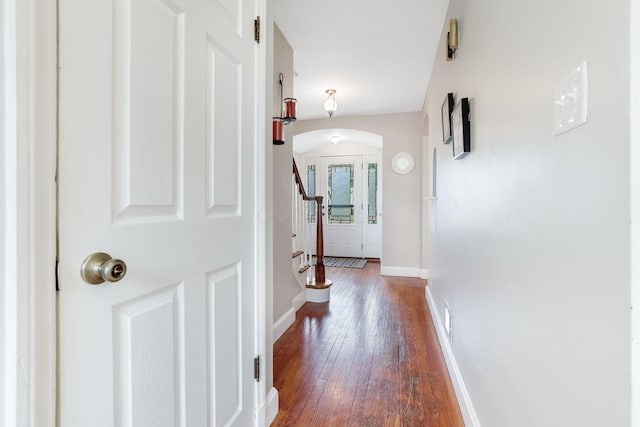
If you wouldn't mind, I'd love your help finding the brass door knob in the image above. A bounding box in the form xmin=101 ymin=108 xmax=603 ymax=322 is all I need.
xmin=80 ymin=252 xmax=127 ymax=285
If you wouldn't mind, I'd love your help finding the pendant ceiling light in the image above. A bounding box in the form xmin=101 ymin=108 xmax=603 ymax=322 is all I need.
xmin=324 ymin=89 xmax=337 ymax=118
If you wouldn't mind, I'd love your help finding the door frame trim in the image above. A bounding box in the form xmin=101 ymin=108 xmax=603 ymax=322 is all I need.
xmin=1 ymin=0 xmax=57 ymax=425
xmin=253 ymin=0 xmax=271 ymax=424
xmin=631 ymin=0 xmax=639 ymax=423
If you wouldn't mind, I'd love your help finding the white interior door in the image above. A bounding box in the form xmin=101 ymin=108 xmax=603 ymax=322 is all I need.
xmin=58 ymin=0 xmax=258 ymax=425
xmin=320 ymin=156 xmax=363 ymax=258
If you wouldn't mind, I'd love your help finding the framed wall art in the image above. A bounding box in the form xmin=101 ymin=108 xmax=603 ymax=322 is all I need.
xmin=452 ymin=97 xmax=470 ymax=160
xmin=441 ymin=93 xmax=454 ymax=144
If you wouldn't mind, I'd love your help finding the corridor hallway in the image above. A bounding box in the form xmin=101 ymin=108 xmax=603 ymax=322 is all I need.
xmin=272 ymin=262 xmax=464 ymax=426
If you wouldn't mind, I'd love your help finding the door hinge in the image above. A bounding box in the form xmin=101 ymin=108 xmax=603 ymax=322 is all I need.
xmin=254 ymin=16 xmax=260 ymax=43
xmin=254 ymin=356 xmax=260 ymax=381
xmin=55 ymin=256 xmax=60 ymax=291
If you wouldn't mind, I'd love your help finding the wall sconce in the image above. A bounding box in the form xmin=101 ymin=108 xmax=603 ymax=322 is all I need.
xmin=284 ymin=97 xmax=297 ymax=122
xmin=324 ymin=89 xmax=337 ymax=118
xmin=330 ymin=135 xmax=340 ymax=144
xmin=273 ymin=72 xmax=297 ymax=145
xmin=447 ymin=18 xmax=458 ymax=61
xmin=273 ymin=119 xmax=284 ymax=145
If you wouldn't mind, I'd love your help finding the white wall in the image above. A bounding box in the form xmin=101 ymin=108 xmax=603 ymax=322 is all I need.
xmin=421 ymin=114 xmax=430 ymax=274
xmin=1 ymin=2 xmax=10 ymax=420
xmin=294 ymin=113 xmax=423 ymax=273
xmin=425 ymin=0 xmax=631 ymax=425
xmin=272 ymin=25 xmax=303 ymax=324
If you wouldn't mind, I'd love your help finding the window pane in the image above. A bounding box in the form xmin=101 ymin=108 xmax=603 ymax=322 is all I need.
xmin=328 ymin=164 xmax=354 ymax=224
xmin=306 ymin=165 xmax=316 ymax=223
xmin=368 ymin=163 xmax=377 ymax=224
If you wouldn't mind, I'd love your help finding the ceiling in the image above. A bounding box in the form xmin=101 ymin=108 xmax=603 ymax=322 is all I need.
xmin=273 ymin=0 xmax=450 ymax=121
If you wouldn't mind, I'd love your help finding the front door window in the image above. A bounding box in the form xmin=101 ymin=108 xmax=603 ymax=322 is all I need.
xmin=327 ymin=163 xmax=354 ymax=224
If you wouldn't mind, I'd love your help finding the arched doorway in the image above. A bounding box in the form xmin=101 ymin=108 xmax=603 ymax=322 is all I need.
xmin=293 ymin=129 xmax=383 ymax=259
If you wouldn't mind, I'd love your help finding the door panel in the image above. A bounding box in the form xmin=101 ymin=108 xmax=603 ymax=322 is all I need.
xmin=113 ymin=283 xmax=185 ymax=426
xmin=113 ymin=0 xmax=185 ymax=223
xmin=206 ymin=263 xmax=243 ymax=426
xmin=320 ymin=156 xmax=363 ymax=258
xmin=206 ymin=37 xmax=243 ymax=217
xmin=59 ymin=0 xmax=257 ymax=424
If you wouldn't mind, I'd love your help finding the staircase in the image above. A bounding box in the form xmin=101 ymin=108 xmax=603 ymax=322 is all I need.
xmin=292 ymin=159 xmax=332 ymax=303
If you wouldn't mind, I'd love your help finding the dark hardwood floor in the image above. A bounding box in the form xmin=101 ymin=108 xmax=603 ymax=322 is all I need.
xmin=272 ymin=262 xmax=464 ymax=426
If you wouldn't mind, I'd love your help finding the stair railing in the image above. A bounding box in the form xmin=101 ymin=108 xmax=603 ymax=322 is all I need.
xmin=292 ymin=158 xmax=326 ymax=285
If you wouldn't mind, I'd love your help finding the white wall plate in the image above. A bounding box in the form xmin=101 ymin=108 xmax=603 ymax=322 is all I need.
xmin=553 ymin=61 xmax=589 ymax=135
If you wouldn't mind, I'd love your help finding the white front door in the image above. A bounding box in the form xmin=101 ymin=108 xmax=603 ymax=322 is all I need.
xmin=320 ymin=156 xmax=363 ymax=258
xmin=58 ymin=0 xmax=259 ymax=425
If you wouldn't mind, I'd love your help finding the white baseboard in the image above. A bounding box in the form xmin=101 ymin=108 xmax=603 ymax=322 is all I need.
xmin=380 ymin=265 xmax=422 ymax=278
xmin=425 ymin=287 xmax=481 ymax=427
xmin=420 ymin=269 xmax=429 ymax=279
xmin=266 ymin=387 xmax=279 ymax=426
xmin=256 ymin=387 xmax=278 ymax=426
xmin=273 ymin=291 xmax=305 ymax=343
xmin=273 ymin=307 xmax=295 ymax=344
xmin=293 ymin=290 xmax=306 ymax=310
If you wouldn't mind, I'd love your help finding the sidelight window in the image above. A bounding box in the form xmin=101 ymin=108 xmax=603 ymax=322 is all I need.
xmin=367 ymin=163 xmax=378 ymax=224
xmin=306 ymin=164 xmax=316 ymax=223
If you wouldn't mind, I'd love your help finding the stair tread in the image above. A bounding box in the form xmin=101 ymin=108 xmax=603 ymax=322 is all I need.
xmin=292 ymin=250 xmax=304 ymax=259
xmin=298 ymin=265 xmax=310 ymax=274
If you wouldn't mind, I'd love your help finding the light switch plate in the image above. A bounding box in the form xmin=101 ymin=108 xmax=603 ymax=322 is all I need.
xmin=553 ymin=61 xmax=588 ymax=135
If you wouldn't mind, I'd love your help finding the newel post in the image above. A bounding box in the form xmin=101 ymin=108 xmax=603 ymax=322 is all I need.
xmin=315 ymin=196 xmax=325 ymax=284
